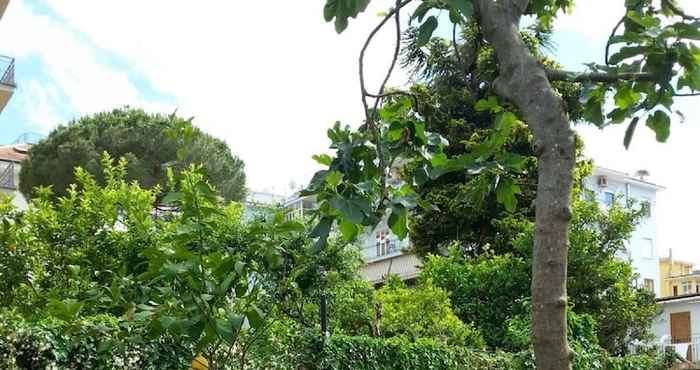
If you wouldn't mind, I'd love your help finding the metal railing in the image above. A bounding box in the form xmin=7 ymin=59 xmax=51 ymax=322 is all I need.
xmin=0 ymin=161 xmax=15 ymax=189
xmin=0 ymin=55 xmax=15 ymax=87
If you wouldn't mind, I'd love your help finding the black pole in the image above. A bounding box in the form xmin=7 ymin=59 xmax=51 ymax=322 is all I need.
xmin=320 ymin=292 xmax=328 ymax=337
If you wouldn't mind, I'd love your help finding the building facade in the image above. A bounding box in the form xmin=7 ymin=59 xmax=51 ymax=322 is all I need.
xmin=0 ymin=144 xmax=29 ymax=209
xmin=583 ymin=167 xmax=663 ymax=296
xmin=659 ymin=252 xmax=700 ymax=298
xmin=0 ymin=0 xmax=14 ymax=115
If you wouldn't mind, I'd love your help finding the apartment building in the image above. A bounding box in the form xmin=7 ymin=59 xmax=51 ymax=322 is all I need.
xmin=583 ymin=167 xmax=664 ymax=296
xmin=0 ymin=0 xmax=14 ymax=115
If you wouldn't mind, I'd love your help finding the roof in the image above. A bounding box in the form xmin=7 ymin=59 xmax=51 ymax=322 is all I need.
xmin=593 ymin=166 xmax=665 ymax=191
xmin=657 ymin=293 xmax=700 ymax=304
xmin=0 ymin=144 xmax=30 ymax=163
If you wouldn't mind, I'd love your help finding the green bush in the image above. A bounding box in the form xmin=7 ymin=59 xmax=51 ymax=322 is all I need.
xmin=0 ymin=312 xmax=191 ymax=370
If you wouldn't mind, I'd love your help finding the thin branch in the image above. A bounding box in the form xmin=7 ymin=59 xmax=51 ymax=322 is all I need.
xmin=674 ymin=92 xmax=700 ymax=97
xmin=452 ymin=23 xmax=465 ymax=69
xmin=359 ymin=0 xmax=412 ymax=201
xmin=605 ymin=18 xmax=625 ymax=66
xmin=546 ymin=69 xmax=655 ymax=83
xmin=663 ymin=0 xmax=699 ymax=20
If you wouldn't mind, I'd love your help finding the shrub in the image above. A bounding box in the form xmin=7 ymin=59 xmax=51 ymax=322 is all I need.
xmin=0 ymin=312 xmax=191 ymax=370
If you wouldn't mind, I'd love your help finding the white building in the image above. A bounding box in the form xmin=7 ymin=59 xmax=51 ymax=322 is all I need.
xmin=583 ymin=167 xmax=664 ymax=296
xmin=0 ymin=143 xmax=29 ymax=210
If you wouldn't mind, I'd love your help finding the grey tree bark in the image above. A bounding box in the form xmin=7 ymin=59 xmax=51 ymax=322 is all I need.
xmin=474 ymin=1 xmax=575 ymax=369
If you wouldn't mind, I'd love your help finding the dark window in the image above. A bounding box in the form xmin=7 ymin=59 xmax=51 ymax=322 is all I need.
xmin=674 ymin=286 xmax=679 ymax=296
xmin=604 ymin=192 xmax=615 ymax=206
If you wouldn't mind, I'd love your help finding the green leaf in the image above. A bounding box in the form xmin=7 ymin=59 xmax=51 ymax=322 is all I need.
xmin=646 ymin=110 xmax=671 ymax=142
xmin=447 ymin=0 xmax=473 ymax=19
xmin=416 ymin=16 xmax=438 ymax=47
xmin=162 ymin=192 xmax=184 ymax=205
xmin=310 ymin=217 xmax=333 ymax=250
xmin=312 ymin=154 xmax=333 ymax=166
xmin=474 ymin=96 xmax=502 ymax=113
xmin=625 ymin=11 xmax=659 ymax=28
xmin=614 ymin=85 xmax=641 ymax=110
xmin=672 ymin=23 xmax=700 ymax=40
xmin=388 ymin=204 xmax=408 ymax=239
xmin=495 ymin=177 xmax=521 ymax=213
xmin=623 ymin=117 xmax=640 ymax=150
xmin=324 ymin=0 xmax=371 ymax=33
xmin=326 ymin=170 xmax=343 ymax=188
xmin=584 ymin=97 xmax=605 ymax=127
xmin=339 ymin=219 xmax=360 ymax=241
xmin=277 ymin=220 xmax=305 ymax=233
xmin=608 ymin=46 xmax=646 ymax=65
xmin=330 ymin=196 xmax=365 ymax=223
xmin=246 ymin=305 xmax=265 ymax=329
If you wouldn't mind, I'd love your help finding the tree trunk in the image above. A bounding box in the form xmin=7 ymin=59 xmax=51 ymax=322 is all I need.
xmin=474 ymin=1 xmax=575 ymax=369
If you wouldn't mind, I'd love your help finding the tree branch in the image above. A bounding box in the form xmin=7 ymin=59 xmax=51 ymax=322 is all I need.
xmin=663 ymin=0 xmax=699 ymax=20
xmin=359 ymin=0 xmax=411 ymax=200
xmin=546 ymin=69 xmax=654 ymax=83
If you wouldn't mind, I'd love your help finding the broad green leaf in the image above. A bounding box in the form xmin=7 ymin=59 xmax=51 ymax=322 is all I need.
xmin=310 ymin=217 xmax=333 ymax=250
xmin=312 ymin=154 xmax=333 ymax=166
xmin=608 ymin=46 xmax=646 ymax=65
xmin=475 ymin=96 xmax=502 ymax=113
xmin=324 ymin=0 xmax=371 ymax=33
xmin=646 ymin=110 xmax=671 ymax=142
xmin=623 ymin=117 xmax=640 ymax=149
xmin=246 ymin=305 xmax=265 ymax=329
xmin=614 ymin=85 xmax=641 ymax=110
xmin=388 ymin=204 xmax=408 ymax=239
xmin=495 ymin=177 xmax=521 ymax=213
xmin=672 ymin=23 xmax=700 ymax=40
xmin=330 ymin=196 xmax=364 ymax=223
xmin=326 ymin=171 xmax=343 ymax=188
xmin=339 ymin=219 xmax=360 ymax=241
xmin=416 ymin=16 xmax=438 ymax=47
xmin=625 ymin=11 xmax=659 ymax=28
xmin=584 ymin=97 xmax=605 ymax=127
xmin=277 ymin=220 xmax=305 ymax=233
xmin=162 ymin=192 xmax=184 ymax=205
xmin=447 ymin=0 xmax=473 ymax=19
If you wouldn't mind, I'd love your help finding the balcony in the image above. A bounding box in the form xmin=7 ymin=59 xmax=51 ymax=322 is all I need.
xmin=0 ymin=161 xmax=15 ymax=190
xmin=0 ymin=55 xmax=15 ymax=114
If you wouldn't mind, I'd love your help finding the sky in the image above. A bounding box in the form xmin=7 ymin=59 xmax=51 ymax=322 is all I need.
xmin=0 ymin=1 xmax=699 ymax=261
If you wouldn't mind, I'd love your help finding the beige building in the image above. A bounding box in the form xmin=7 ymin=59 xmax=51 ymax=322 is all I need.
xmin=659 ymin=250 xmax=700 ymax=298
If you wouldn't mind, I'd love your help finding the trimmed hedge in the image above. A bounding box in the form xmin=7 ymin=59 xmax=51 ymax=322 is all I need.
xmin=298 ymin=334 xmax=529 ymax=370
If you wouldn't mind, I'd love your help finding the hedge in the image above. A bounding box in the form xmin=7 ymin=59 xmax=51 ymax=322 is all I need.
xmin=0 ymin=313 xmax=191 ymax=370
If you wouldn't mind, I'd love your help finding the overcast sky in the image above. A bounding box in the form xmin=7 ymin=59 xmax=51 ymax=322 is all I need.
xmin=1 ymin=1 xmax=699 ymax=261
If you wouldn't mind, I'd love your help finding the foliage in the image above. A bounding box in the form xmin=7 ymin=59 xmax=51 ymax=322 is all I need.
xmin=399 ymin=28 xmax=587 ymax=257
xmin=0 ymin=311 xmax=190 ymax=370
xmin=303 ymin=333 xmax=523 ymax=370
xmin=421 ymin=252 xmax=530 ymax=348
xmin=375 ymin=276 xmax=485 ymax=347
xmin=20 ymin=107 xmax=246 ymax=201
xmin=421 ymin=197 xmax=657 ymax=352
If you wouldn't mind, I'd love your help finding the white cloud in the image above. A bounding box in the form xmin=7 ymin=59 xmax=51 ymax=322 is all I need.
xmin=0 ymin=1 xmax=169 ymax=129
xmin=34 ymin=0 xmax=408 ymax=194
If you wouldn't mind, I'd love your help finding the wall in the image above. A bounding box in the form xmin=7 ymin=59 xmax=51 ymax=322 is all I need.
xmin=0 ymin=161 xmax=27 ymax=210
xmin=653 ymin=297 xmax=700 ymax=343
xmin=583 ymin=168 xmax=662 ymax=296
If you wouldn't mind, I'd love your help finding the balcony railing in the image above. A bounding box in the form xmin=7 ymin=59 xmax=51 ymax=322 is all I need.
xmin=0 ymin=161 xmax=15 ymax=190
xmin=0 ymin=55 xmax=14 ymax=87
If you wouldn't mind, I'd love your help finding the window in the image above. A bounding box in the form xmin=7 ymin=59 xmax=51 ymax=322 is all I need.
xmin=375 ymin=230 xmax=397 ymax=257
xmin=603 ymin=192 xmax=615 ymax=207
xmin=674 ymin=285 xmax=679 ymax=296
xmin=641 ymin=238 xmax=654 ymax=259
xmin=643 ymin=279 xmax=655 ymax=293
xmin=683 ymin=281 xmax=693 ymax=295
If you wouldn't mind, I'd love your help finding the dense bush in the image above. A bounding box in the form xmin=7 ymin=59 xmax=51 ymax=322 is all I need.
xmin=0 ymin=312 xmax=190 ymax=370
